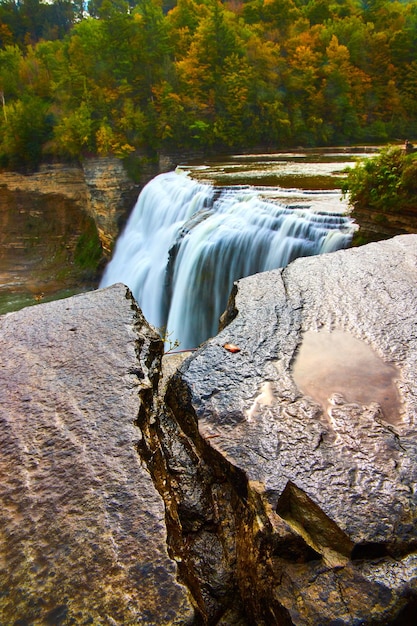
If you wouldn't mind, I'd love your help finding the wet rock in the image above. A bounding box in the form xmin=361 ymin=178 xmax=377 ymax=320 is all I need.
xmin=2 ymin=236 xmax=417 ymax=625
xmin=168 ymin=234 xmax=417 ymax=624
xmin=0 ymin=284 xmax=194 ymax=625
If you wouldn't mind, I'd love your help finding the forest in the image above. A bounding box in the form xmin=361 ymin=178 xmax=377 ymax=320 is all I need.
xmin=0 ymin=0 xmax=416 ymax=170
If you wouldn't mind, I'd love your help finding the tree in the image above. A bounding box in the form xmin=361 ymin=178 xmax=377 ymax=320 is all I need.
xmin=166 ymin=0 xmax=206 ymax=57
xmin=0 ymin=94 xmax=53 ymax=168
xmin=52 ymin=100 xmax=94 ymax=157
xmin=0 ymin=0 xmax=81 ymax=45
xmin=0 ymin=44 xmax=22 ymax=104
xmin=282 ymin=25 xmax=326 ymax=144
xmin=174 ymin=0 xmax=249 ymax=146
xmin=88 ymin=0 xmax=129 ymax=18
xmin=132 ymin=0 xmax=172 ymax=97
xmin=243 ymin=0 xmax=300 ymax=35
xmin=321 ymin=34 xmax=367 ymax=141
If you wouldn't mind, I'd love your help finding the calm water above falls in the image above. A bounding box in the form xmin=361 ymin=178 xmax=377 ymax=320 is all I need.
xmin=101 ymin=157 xmax=357 ymax=349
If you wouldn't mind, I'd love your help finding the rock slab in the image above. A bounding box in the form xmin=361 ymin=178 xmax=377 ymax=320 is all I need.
xmin=0 ymin=284 xmax=194 ymax=625
xmin=2 ymin=236 xmax=417 ymax=625
xmin=173 ymin=234 xmax=417 ymax=624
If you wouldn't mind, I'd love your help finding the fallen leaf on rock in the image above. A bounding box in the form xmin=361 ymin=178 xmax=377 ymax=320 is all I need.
xmin=223 ymin=343 xmax=241 ymax=353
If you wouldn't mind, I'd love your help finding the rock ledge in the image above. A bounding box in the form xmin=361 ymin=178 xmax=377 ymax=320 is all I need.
xmin=1 ymin=236 xmax=417 ymax=625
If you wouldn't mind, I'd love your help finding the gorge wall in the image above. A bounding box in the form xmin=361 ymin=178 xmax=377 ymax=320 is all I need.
xmin=352 ymin=201 xmax=417 ymax=243
xmin=0 ymin=156 xmax=156 ymax=308
xmin=0 ymin=153 xmax=186 ymax=258
xmin=0 ymin=158 xmax=140 ymax=256
xmin=1 ymin=235 xmax=417 ymax=625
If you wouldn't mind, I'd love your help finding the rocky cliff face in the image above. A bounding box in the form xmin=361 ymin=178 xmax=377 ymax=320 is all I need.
xmin=0 ymin=159 xmax=140 ymax=256
xmin=82 ymin=157 xmax=140 ymax=254
xmin=0 ymin=158 xmax=143 ymax=310
xmin=352 ymin=202 xmax=417 ymax=243
xmin=0 ymin=165 xmax=103 ymax=308
xmin=1 ymin=237 xmax=417 ymax=625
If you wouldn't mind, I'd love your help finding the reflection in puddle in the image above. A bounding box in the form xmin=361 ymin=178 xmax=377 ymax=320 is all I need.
xmin=292 ymin=330 xmax=402 ymax=424
xmin=246 ymin=382 xmax=274 ymax=421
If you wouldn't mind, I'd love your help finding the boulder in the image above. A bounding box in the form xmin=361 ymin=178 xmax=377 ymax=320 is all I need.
xmin=163 ymin=234 xmax=417 ymax=624
xmin=0 ymin=284 xmax=194 ymax=625
xmin=2 ymin=236 xmax=417 ymax=625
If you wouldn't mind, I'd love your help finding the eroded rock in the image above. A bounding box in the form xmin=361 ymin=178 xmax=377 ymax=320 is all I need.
xmin=0 ymin=284 xmax=194 ymax=625
xmin=163 ymin=234 xmax=417 ymax=624
xmin=2 ymin=236 xmax=417 ymax=625
xmin=0 ymin=159 xmax=140 ymax=262
xmin=82 ymin=157 xmax=139 ymax=253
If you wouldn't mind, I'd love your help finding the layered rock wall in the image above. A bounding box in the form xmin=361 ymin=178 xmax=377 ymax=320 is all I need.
xmin=82 ymin=157 xmax=140 ymax=253
xmin=0 ymin=166 xmax=101 ymax=302
xmin=0 ymin=159 xmax=139 ymax=255
xmin=0 ymin=153 xmax=185 ymax=256
xmin=352 ymin=202 xmax=417 ymax=242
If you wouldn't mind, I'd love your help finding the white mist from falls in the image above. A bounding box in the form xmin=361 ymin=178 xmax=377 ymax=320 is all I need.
xmin=100 ymin=169 xmax=355 ymax=349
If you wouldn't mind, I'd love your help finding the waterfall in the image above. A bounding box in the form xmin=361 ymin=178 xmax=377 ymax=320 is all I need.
xmin=100 ymin=169 xmax=354 ymax=349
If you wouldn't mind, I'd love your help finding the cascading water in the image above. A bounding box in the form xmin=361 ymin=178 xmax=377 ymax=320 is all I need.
xmin=100 ymin=169 xmax=355 ymax=349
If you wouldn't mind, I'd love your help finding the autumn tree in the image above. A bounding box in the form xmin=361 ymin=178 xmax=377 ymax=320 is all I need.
xmin=1 ymin=0 xmax=417 ymax=166
xmin=0 ymin=94 xmax=53 ymax=168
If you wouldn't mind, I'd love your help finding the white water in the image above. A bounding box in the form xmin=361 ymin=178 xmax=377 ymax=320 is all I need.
xmin=100 ymin=169 xmax=355 ymax=348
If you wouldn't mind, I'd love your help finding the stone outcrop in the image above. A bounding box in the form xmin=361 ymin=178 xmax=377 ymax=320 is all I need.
xmin=0 ymin=162 xmax=88 ymax=201
xmin=0 ymin=152 xmax=203 ymax=258
xmin=352 ymin=201 xmax=417 ymax=243
xmin=157 ymin=234 xmax=417 ymax=624
xmin=82 ymin=158 xmax=140 ymax=253
xmin=0 ymin=158 xmax=142 ymax=310
xmin=0 ymin=169 xmax=99 ymax=303
xmin=0 ymin=284 xmax=194 ymax=624
xmin=1 ymin=236 xmax=417 ymax=624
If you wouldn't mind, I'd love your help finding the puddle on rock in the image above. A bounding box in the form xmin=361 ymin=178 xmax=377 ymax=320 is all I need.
xmin=292 ymin=330 xmax=402 ymax=424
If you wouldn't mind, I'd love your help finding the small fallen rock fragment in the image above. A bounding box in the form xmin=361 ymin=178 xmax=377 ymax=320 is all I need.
xmin=223 ymin=343 xmax=241 ymax=353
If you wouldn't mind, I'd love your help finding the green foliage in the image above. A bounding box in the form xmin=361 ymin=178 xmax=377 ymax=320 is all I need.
xmin=157 ymin=325 xmax=181 ymax=353
xmin=0 ymin=0 xmax=79 ymax=46
xmin=1 ymin=0 xmax=417 ymax=166
xmin=344 ymin=146 xmax=417 ymax=216
xmin=74 ymin=219 xmax=103 ymax=276
xmin=52 ymin=101 xmax=95 ymax=157
xmin=0 ymin=44 xmax=22 ymax=97
xmin=0 ymin=94 xmax=53 ymax=168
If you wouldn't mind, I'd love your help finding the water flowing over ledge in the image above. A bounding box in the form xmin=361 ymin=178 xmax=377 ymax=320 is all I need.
xmin=101 ymin=169 xmax=355 ymax=348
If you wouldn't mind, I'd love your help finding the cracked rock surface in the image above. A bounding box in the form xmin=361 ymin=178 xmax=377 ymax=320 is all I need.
xmin=0 ymin=284 xmax=194 ymax=625
xmin=1 ymin=236 xmax=417 ymax=625
xmin=168 ymin=234 xmax=417 ymax=624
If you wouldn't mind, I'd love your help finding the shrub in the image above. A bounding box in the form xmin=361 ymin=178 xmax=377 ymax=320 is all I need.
xmin=344 ymin=146 xmax=417 ymax=216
